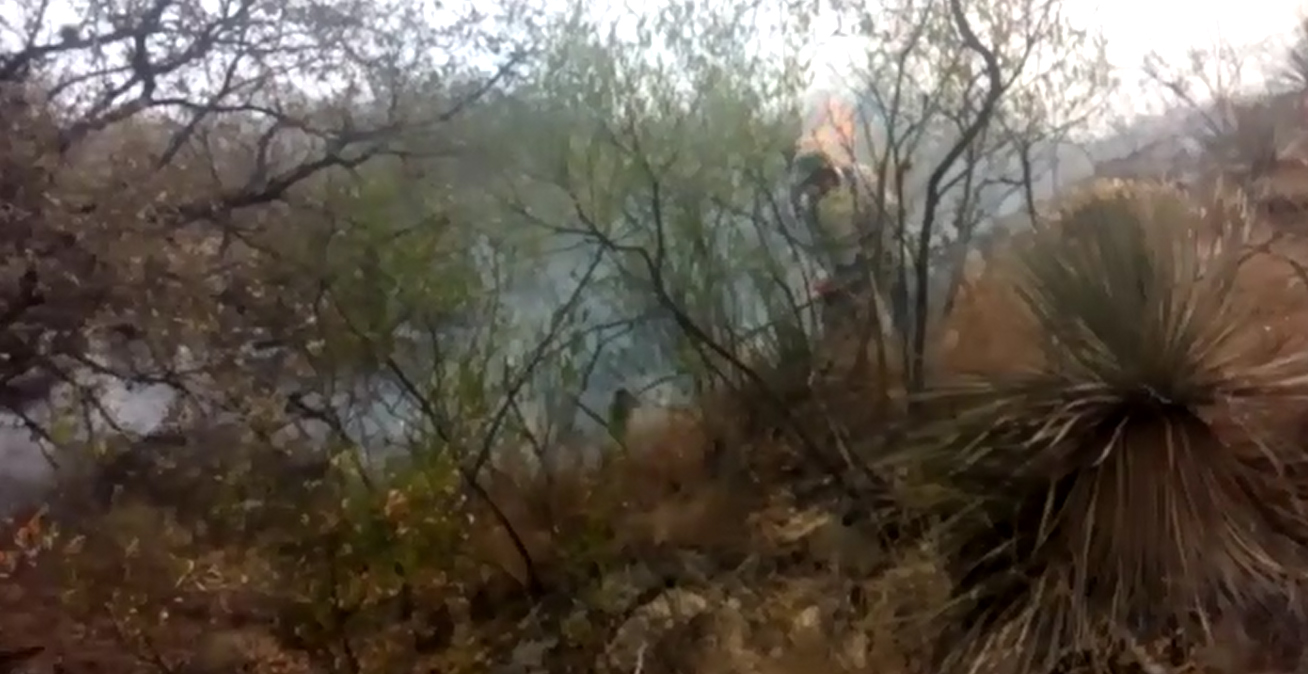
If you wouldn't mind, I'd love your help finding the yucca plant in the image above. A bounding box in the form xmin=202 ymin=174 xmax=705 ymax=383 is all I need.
xmin=908 ymin=181 xmax=1308 ymax=674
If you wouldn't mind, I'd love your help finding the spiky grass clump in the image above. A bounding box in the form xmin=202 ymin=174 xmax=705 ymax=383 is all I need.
xmin=915 ymin=181 xmax=1308 ymax=674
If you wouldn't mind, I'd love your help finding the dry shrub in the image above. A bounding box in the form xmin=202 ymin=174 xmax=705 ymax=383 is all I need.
xmin=474 ymin=415 xmax=758 ymax=583
xmin=29 ymin=501 xmax=295 ymax=674
xmin=443 ymin=334 xmax=922 ymax=668
xmin=912 ymin=178 xmax=1308 ymax=674
xmin=1233 ymin=226 xmax=1308 ymax=356
xmin=16 ymin=347 xmax=930 ymax=674
xmin=942 ymin=179 xmax=1308 ymax=376
xmin=937 ymin=230 xmax=1037 ymax=378
xmin=1252 ymin=157 xmax=1308 ymax=224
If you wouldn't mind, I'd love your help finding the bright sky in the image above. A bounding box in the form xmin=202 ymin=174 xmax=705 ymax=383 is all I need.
xmin=796 ymin=0 xmax=1306 ymax=131
xmin=809 ymin=0 xmax=1303 ymax=73
xmin=11 ymin=0 xmax=1304 ymax=104
xmin=1085 ymin=0 xmax=1301 ymax=66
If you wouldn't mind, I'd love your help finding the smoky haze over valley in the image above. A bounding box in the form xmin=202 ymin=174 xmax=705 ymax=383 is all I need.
xmin=0 ymin=84 xmax=1273 ymax=514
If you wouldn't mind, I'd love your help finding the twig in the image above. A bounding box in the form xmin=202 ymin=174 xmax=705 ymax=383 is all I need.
xmin=632 ymin=643 xmax=646 ymax=674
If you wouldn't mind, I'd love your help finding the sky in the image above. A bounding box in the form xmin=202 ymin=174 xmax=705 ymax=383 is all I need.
xmin=805 ymin=0 xmax=1306 ymax=116
xmin=812 ymin=0 xmax=1304 ymax=73
xmin=1084 ymin=0 xmax=1302 ymax=67
xmin=9 ymin=0 xmax=1304 ymax=111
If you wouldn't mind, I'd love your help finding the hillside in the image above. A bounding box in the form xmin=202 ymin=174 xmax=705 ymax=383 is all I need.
xmin=10 ymin=0 xmax=1308 ymax=672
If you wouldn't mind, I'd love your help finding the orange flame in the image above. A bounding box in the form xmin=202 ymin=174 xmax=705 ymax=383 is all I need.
xmin=798 ymin=97 xmax=858 ymax=167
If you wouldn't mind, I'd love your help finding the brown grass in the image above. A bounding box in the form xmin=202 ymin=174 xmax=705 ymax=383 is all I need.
xmin=0 ymin=359 xmax=942 ymax=674
xmin=940 ymin=179 xmax=1308 ymax=378
xmin=5 ymin=356 xmax=1305 ymax=674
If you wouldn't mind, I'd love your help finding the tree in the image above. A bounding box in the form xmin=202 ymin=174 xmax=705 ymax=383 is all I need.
xmin=808 ymin=0 xmax=1112 ymax=388
xmin=0 ymin=0 xmax=530 ymax=488
xmin=490 ymin=0 xmax=1112 ymax=439
xmin=484 ymin=0 xmax=819 ymax=424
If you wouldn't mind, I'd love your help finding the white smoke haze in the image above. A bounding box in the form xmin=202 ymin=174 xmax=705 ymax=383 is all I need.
xmin=2 ymin=0 xmax=1305 ymax=515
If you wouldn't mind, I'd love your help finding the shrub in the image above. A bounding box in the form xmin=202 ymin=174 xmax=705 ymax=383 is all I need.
xmin=905 ymin=181 xmax=1308 ymax=674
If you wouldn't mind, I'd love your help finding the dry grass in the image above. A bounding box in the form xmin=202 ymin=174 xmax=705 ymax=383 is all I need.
xmin=3 ymin=359 xmax=1305 ymax=674
xmin=0 ymin=361 xmax=937 ymax=674
xmin=942 ymin=179 xmax=1308 ymax=374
